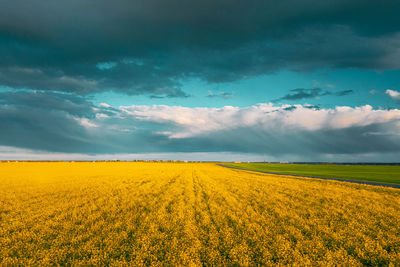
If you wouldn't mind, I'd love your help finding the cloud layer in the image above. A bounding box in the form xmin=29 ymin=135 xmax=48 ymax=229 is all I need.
xmin=1 ymin=0 xmax=400 ymax=96
xmin=1 ymin=1 xmax=400 ymax=160
xmin=1 ymin=90 xmax=400 ymax=160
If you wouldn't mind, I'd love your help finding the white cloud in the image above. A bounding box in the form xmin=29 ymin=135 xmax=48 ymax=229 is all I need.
xmin=74 ymin=117 xmax=99 ymax=128
xmin=119 ymin=103 xmax=400 ymax=139
xmin=99 ymin=102 xmax=111 ymax=108
xmin=386 ymin=89 xmax=400 ymax=101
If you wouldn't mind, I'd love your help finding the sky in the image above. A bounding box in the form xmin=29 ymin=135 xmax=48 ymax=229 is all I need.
xmin=1 ymin=0 xmax=400 ymax=161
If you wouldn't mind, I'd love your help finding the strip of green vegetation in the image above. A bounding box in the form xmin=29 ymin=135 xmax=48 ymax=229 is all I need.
xmin=223 ymin=163 xmax=400 ymax=185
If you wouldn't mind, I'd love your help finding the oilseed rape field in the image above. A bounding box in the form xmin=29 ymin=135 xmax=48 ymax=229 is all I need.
xmin=1 ymin=162 xmax=400 ymax=265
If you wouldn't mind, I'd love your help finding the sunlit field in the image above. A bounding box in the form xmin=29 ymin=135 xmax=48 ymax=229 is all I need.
xmin=1 ymin=162 xmax=400 ymax=265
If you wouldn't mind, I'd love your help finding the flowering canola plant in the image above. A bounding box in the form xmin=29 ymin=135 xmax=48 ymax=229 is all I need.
xmin=0 ymin=162 xmax=399 ymax=265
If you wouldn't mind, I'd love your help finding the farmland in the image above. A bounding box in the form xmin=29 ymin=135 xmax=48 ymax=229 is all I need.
xmin=1 ymin=162 xmax=400 ymax=265
xmin=224 ymin=163 xmax=400 ymax=185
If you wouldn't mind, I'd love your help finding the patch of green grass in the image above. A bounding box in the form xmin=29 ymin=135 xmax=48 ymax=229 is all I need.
xmin=223 ymin=163 xmax=400 ymax=185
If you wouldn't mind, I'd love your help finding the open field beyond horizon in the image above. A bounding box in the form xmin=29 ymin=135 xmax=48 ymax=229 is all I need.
xmin=1 ymin=162 xmax=400 ymax=265
xmin=224 ymin=163 xmax=400 ymax=185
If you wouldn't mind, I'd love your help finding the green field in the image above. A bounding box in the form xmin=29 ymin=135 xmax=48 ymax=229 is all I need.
xmin=223 ymin=163 xmax=400 ymax=185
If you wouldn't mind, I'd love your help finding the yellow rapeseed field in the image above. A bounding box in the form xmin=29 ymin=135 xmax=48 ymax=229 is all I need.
xmin=1 ymin=162 xmax=400 ymax=266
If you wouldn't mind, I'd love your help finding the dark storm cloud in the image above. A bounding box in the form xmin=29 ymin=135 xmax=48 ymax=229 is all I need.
xmin=0 ymin=0 xmax=400 ymax=95
xmin=149 ymin=89 xmax=190 ymax=99
xmin=276 ymin=88 xmax=354 ymax=101
xmin=335 ymin=90 xmax=354 ymax=96
xmin=276 ymin=88 xmax=330 ymax=101
xmin=0 ymin=90 xmax=95 ymax=117
xmin=283 ymin=106 xmax=297 ymax=111
xmin=0 ymin=91 xmax=160 ymax=153
xmin=304 ymin=105 xmax=321 ymax=110
xmin=0 ymin=91 xmax=97 ymax=152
